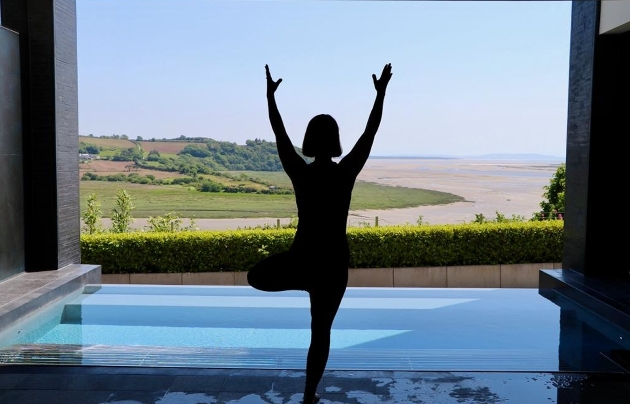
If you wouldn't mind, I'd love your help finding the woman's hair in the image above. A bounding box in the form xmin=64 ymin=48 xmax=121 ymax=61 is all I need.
xmin=301 ymin=114 xmax=342 ymax=158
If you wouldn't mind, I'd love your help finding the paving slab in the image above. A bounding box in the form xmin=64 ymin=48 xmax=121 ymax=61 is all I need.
xmin=1 ymin=366 xmax=629 ymax=404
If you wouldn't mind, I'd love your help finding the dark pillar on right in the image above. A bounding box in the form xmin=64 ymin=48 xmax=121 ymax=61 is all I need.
xmin=563 ymin=1 xmax=630 ymax=280
xmin=540 ymin=1 xmax=630 ymax=377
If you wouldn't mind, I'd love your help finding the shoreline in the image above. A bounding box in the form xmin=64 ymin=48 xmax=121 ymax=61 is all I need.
xmin=96 ymin=158 xmax=560 ymax=231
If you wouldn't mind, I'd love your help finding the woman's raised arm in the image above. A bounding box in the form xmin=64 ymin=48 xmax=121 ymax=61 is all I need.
xmin=340 ymin=63 xmax=392 ymax=178
xmin=265 ymin=65 xmax=304 ymax=175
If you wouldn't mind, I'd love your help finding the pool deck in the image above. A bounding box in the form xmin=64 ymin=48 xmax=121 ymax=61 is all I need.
xmin=1 ymin=366 xmax=630 ymax=404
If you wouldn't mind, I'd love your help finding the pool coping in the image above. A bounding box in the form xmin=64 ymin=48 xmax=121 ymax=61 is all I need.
xmin=0 ymin=265 xmax=101 ymax=334
xmin=101 ymin=262 xmax=563 ymax=288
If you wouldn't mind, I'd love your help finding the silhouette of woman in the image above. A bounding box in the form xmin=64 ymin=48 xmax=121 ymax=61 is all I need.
xmin=247 ymin=63 xmax=392 ymax=404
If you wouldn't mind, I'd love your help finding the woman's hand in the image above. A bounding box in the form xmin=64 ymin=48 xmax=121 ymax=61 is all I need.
xmin=265 ymin=64 xmax=282 ymax=97
xmin=372 ymin=63 xmax=392 ymax=95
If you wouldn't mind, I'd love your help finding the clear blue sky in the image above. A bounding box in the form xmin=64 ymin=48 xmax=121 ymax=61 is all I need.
xmin=77 ymin=0 xmax=571 ymax=158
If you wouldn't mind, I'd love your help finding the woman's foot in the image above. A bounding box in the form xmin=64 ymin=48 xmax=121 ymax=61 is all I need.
xmin=302 ymin=393 xmax=320 ymax=404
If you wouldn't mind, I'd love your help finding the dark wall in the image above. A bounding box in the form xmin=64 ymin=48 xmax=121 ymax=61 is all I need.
xmin=563 ymin=1 xmax=630 ymax=279
xmin=563 ymin=1 xmax=598 ymax=275
xmin=584 ymin=31 xmax=630 ymax=279
xmin=0 ymin=26 xmax=24 ymax=282
xmin=1 ymin=0 xmax=80 ymax=271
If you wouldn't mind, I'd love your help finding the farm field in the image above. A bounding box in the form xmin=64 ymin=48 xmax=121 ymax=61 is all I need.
xmin=138 ymin=140 xmax=198 ymax=155
xmin=80 ymin=174 xmax=463 ymax=219
xmin=80 ymin=160 xmax=187 ymax=180
xmin=80 ymin=181 xmax=298 ymax=219
xmin=79 ymin=137 xmax=136 ymax=149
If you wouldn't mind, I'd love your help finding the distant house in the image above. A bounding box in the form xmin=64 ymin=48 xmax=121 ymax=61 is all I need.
xmin=79 ymin=153 xmax=99 ymax=161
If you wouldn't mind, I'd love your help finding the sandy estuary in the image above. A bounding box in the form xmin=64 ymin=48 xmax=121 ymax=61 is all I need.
xmin=102 ymin=158 xmax=561 ymax=230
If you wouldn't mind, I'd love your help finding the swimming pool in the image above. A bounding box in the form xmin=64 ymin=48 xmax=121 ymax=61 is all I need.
xmin=0 ymin=285 xmax=625 ymax=371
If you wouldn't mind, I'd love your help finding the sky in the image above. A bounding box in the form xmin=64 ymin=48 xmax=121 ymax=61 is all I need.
xmin=76 ymin=0 xmax=572 ymax=159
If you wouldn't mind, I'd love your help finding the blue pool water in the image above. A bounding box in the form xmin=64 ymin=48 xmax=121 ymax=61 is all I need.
xmin=0 ymin=285 xmax=624 ymax=371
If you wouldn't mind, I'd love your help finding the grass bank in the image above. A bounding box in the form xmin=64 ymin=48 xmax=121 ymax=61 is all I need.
xmin=80 ymin=180 xmax=465 ymax=219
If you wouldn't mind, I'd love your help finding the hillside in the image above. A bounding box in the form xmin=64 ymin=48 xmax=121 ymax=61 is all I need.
xmin=78 ymin=136 xmax=299 ymax=196
xmin=78 ymin=136 xmax=302 ymax=173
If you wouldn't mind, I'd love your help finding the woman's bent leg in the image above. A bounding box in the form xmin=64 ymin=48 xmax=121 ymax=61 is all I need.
xmin=247 ymin=251 xmax=307 ymax=292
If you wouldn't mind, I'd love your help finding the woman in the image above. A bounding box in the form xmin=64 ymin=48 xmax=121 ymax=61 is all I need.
xmin=247 ymin=63 xmax=392 ymax=404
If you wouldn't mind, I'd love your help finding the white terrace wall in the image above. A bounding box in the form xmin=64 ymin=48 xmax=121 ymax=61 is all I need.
xmin=600 ymin=1 xmax=630 ymax=34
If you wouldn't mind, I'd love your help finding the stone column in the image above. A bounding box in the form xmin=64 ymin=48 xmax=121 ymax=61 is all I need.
xmin=1 ymin=0 xmax=80 ymax=271
xmin=563 ymin=1 xmax=630 ymax=279
xmin=0 ymin=26 xmax=24 ymax=281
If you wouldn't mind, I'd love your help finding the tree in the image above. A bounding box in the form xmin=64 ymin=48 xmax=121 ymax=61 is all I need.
xmin=79 ymin=142 xmax=100 ymax=154
xmin=110 ymin=189 xmax=134 ymax=233
xmin=536 ymin=163 xmax=565 ymax=220
xmin=85 ymin=145 xmax=100 ymax=154
xmin=112 ymin=147 xmax=143 ymax=161
xmin=179 ymin=144 xmax=211 ymax=158
xmin=81 ymin=193 xmax=103 ymax=234
xmin=147 ymin=150 xmax=161 ymax=161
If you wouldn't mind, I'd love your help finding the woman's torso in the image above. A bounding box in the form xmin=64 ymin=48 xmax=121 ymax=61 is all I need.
xmin=290 ymin=161 xmax=354 ymax=260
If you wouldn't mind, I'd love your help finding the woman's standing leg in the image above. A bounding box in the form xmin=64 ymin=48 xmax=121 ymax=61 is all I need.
xmin=303 ymin=282 xmax=347 ymax=402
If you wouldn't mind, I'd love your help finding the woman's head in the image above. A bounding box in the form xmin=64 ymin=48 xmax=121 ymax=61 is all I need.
xmin=302 ymin=114 xmax=342 ymax=158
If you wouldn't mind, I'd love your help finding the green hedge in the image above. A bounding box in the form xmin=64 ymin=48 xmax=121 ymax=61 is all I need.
xmin=81 ymin=221 xmax=564 ymax=274
xmin=347 ymin=221 xmax=563 ymax=268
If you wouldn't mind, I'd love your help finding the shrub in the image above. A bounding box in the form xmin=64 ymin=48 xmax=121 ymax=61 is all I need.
xmin=200 ymin=180 xmax=224 ymax=192
xmin=171 ymin=177 xmax=195 ymax=185
xmin=81 ymin=221 xmax=563 ymax=274
xmin=82 ymin=229 xmax=295 ymax=274
xmin=534 ymin=163 xmax=566 ymax=220
xmin=81 ymin=172 xmax=99 ymax=181
xmin=146 ymin=212 xmax=197 ymax=232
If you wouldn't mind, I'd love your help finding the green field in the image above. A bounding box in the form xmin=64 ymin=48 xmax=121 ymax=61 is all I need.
xmin=80 ymin=177 xmax=465 ymax=219
xmin=78 ymin=138 xmax=465 ymax=219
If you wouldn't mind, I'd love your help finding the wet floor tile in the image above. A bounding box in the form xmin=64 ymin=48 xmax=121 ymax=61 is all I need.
xmin=71 ymin=374 xmax=175 ymax=392
xmin=169 ymin=375 xmax=226 ymax=392
xmin=13 ymin=373 xmax=80 ymax=390
xmin=104 ymin=390 xmax=167 ymax=404
xmin=221 ymin=375 xmax=276 ymax=393
xmin=0 ymin=389 xmax=112 ymax=404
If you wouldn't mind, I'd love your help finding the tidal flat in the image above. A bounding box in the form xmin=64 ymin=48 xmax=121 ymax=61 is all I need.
xmin=101 ymin=158 xmax=561 ymax=230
